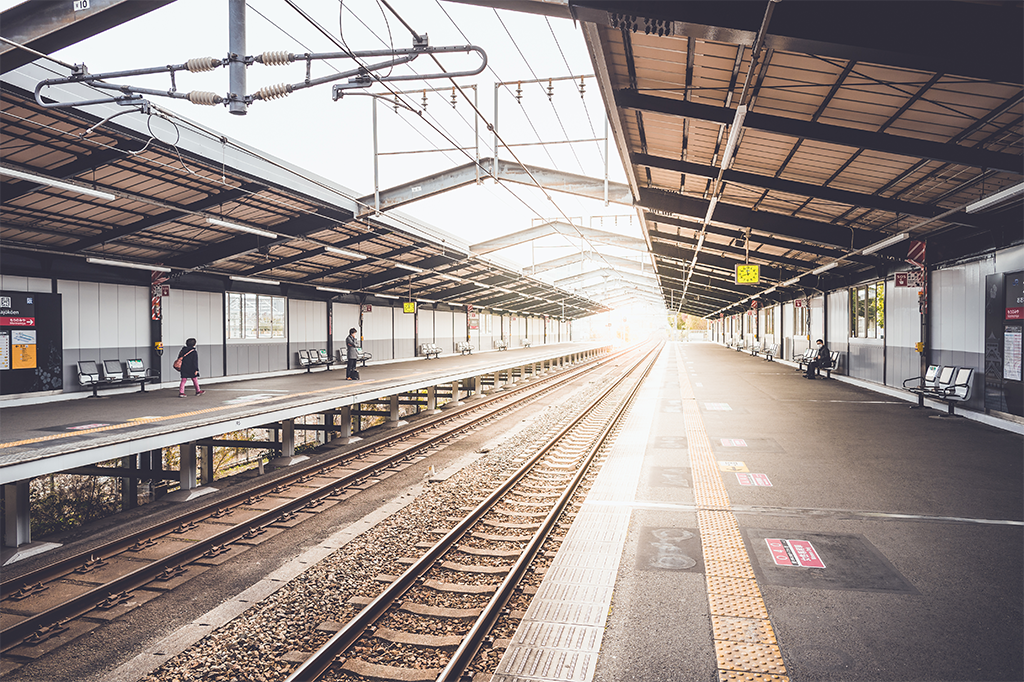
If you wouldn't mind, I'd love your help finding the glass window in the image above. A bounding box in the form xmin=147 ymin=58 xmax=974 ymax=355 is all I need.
xmin=866 ymin=285 xmax=876 ymax=338
xmin=227 ymin=293 xmax=242 ymax=339
xmin=272 ymin=297 xmax=285 ymax=338
xmin=227 ymin=292 xmax=285 ymax=339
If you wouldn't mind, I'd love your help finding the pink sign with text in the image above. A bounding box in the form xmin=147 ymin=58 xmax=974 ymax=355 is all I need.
xmin=765 ymin=538 xmax=825 ymax=568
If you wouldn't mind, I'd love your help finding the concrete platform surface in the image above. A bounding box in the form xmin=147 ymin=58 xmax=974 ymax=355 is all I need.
xmin=499 ymin=341 xmax=1023 ymax=682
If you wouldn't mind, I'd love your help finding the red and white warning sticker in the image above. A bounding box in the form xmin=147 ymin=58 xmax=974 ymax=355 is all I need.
xmin=765 ymin=538 xmax=825 ymax=568
xmin=736 ymin=473 xmax=772 ymax=486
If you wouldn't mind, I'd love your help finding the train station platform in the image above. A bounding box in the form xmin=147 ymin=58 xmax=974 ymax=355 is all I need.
xmin=0 ymin=342 xmax=606 ymax=549
xmin=495 ymin=341 xmax=1023 ymax=682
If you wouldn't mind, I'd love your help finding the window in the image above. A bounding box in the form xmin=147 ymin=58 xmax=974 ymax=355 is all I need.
xmin=849 ymin=282 xmax=885 ymax=339
xmin=793 ymin=302 xmax=807 ymax=336
xmin=765 ymin=307 xmax=775 ymax=334
xmin=227 ymin=293 xmax=286 ymax=339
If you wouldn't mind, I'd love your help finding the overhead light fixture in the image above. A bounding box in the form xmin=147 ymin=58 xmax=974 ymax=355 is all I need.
xmin=965 ymin=182 xmax=1024 ymax=214
xmin=86 ymin=257 xmax=170 ymax=273
xmin=720 ymin=104 xmax=748 ymax=171
xmin=861 ymin=232 xmax=909 ymax=255
xmin=702 ymin=197 xmax=719 ymax=225
xmin=393 ymin=263 xmax=425 ymax=273
xmin=2 ymin=166 xmax=116 ymax=201
xmin=763 ymin=286 xmax=777 ymax=294
xmin=782 ymin=276 xmax=801 ymax=286
xmin=373 ymin=292 xmax=400 ymax=299
xmin=324 ymin=246 xmax=364 ymax=259
xmin=811 ymin=262 xmax=838 ymax=275
xmin=206 ymin=217 xmax=278 ymax=239
xmin=230 ymin=275 xmax=279 ymax=285
xmin=316 ymin=286 xmax=349 ymax=294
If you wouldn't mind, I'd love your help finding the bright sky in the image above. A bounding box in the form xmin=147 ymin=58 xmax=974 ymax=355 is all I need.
xmin=3 ymin=0 xmax=651 ymax=290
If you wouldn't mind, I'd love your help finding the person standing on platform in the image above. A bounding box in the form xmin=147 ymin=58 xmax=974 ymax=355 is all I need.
xmin=805 ymin=338 xmax=831 ymax=379
xmin=176 ymin=337 xmax=205 ymax=397
xmin=345 ymin=327 xmax=360 ymax=380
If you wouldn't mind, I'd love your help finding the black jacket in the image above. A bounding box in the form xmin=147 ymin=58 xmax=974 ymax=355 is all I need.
xmin=814 ymin=343 xmax=831 ymax=362
xmin=177 ymin=346 xmax=199 ymax=378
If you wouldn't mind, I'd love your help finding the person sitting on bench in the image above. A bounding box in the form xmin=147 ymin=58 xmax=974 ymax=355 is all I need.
xmin=805 ymin=338 xmax=830 ymax=379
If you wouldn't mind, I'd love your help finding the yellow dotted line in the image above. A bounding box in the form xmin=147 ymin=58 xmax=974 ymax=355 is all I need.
xmin=0 ymin=374 xmax=402 ymax=450
xmin=675 ymin=345 xmax=789 ymax=682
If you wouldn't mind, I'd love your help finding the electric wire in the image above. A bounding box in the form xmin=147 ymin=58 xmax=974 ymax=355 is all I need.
xmin=545 ymin=16 xmax=604 ymax=166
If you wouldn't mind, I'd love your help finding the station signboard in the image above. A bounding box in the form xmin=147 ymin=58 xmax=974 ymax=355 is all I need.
xmin=735 ymin=264 xmax=760 ymax=284
xmin=0 ymin=291 xmax=63 ymax=395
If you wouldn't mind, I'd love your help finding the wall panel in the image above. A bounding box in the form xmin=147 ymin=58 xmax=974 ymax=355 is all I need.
xmin=394 ymin=306 xmax=415 ymax=359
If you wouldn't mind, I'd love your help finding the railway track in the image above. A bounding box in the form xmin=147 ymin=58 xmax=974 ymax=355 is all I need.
xmin=284 ymin=342 xmax=661 ymax=682
xmin=0 ymin=346 xmax=630 ymax=661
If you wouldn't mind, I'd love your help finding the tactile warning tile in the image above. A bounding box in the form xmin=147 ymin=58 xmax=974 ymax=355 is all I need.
xmin=708 ymin=592 xmax=769 ymax=620
xmin=712 ymin=616 xmax=778 ymax=645
xmin=674 ymin=344 xmax=788 ymax=681
xmin=706 ymin=576 xmax=763 ymax=600
xmin=715 ymin=641 xmax=787 ymax=675
xmin=702 ymin=544 xmax=752 ymax=563
xmin=719 ymin=671 xmax=790 ymax=682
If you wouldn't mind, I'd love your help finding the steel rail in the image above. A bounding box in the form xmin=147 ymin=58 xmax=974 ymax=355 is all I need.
xmin=0 ymin=349 xmax=621 ymax=651
xmin=284 ymin=342 xmax=660 ymax=682
xmin=439 ymin=342 xmax=661 ymax=680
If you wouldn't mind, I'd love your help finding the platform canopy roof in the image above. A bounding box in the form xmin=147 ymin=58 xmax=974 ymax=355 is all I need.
xmin=458 ymin=0 xmax=1024 ymax=318
xmin=0 ymin=2 xmax=608 ymax=320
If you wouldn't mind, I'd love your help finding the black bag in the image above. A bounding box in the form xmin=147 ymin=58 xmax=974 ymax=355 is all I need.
xmin=347 ymin=368 xmax=359 ymax=380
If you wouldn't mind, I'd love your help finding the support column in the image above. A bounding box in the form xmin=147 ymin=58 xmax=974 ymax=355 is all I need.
xmin=473 ymin=374 xmax=484 ymax=397
xmin=180 ymin=442 xmax=197 ymax=491
xmin=281 ymin=419 xmax=295 ymax=459
xmin=334 ymin=405 xmax=360 ymax=443
xmin=444 ymin=380 xmax=463 ymax=408
xmin=491 ymin=370 xmax=501 ymax=392
xmin=200 ymin=445 xmax=215 ymax=485
xmin=387 ymin=393 xmax=407 ymax=427
xmin=121 ymin=455 xmax=137 ymax=512
xmin=3 ymin=481 xmax=30 ymax=547
xmin=426 ymin=385 xmax=438 ymax=413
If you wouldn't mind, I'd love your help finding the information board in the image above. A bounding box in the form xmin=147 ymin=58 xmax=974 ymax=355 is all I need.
xmin=1006 ymin=272 xmax=1023 ymax=319
xmin=0 ymin=291 xmax=63 ymax=395
xmin=1005 ymin=326 xmax=1022 ymax=381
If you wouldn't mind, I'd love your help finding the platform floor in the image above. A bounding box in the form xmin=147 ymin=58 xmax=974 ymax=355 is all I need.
xmin=496 ymin=341 xmax=1023 ymax=682
xmin=0 ymin=342 xmax=598 ymax=482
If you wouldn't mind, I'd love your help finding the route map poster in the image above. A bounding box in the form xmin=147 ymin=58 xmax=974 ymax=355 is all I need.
xmin=0 ymin=291 xmax=63 ymax=396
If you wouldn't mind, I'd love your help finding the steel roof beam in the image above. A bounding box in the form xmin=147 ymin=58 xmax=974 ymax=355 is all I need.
xmin=618 ymin=91 xmax=1022 ymax=176
xmin=358 ymin=157 xmax=633 ymax=217
xmin=471 ymin=220 xmax=646 ymax=254
xmin=69 ymin=184 xmax=262 ymax=252
xmin=168 ymin=214 xmax=335 ymax=270
xmin=524 ymin=251 xmax=651 ymax=276
xmin=0 ymin=0 xmax=176 ymax=74
xmin=639 ymin=187 xmax=879 ymax=250
xmin=631 ymin=152 xmax=989 ymax=227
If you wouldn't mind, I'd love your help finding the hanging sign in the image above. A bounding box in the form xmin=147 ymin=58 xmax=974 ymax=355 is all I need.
xmin=403 ymin=302 xmax=416 ymax=314
xmin=360 ymin=304 xmax=372 ymax=313
xmin=735 ymin=264 xmax=760 ymax=284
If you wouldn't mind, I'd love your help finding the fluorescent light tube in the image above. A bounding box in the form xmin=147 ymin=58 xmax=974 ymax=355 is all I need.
xmin=861 ymin=232 xmax=909 ymax=255
xmin=720 ymin=104 xmax=748 ymax=170
xmin=207 ymin=218 xmax=278 ymax=239
xmin=316 ymin=286 xmax=349 ymax=294
xmin=230 ymin=275 xmax=279 ymax=285
xmin=394 ymin=263 xmax=426 ymax=273
xmin=324 ymin=246 xmax=364 ymax=259
xmin=811 ymin=262 xmax=838 ymax=275
xmin=2 ymin=166 xmax=116 ymax=201
xmin=782 ymin=276 xmax=801 ymax=286
xmin=374 ymin=293 xmax=400 ymax=299
xmin=965 ymin=182 xmax=1024 ymax=214
xmin=86 ymin=257 xmax=170 ymax=272
xmin=702 ymin=197 xmax=719 ymax=225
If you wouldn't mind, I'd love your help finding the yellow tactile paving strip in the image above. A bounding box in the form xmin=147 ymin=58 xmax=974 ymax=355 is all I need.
xmin=675 ymin=345 xmax=789 ymax=682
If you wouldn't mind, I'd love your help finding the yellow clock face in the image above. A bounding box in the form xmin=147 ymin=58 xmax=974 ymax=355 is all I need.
xmin=735 ymin=264 xmax=760 ymax=284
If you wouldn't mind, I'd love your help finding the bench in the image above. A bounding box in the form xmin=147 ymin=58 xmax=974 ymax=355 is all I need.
xmin=78 ymin=359 xmax=155 ymax=397
xmin=798 ymin=350 xmax=840 ymax=378
xmin=297 ymin=348 xmax=337 ymax=371
xmin=333 ymin=348 xmax=373 ymax=367
xmin=522 ymin=338 xmax=531 ymax=348
xmin=495 ymin=339 xmax=508 ymax=351
xmin=749 ymin=341 xmax=765 ymax=356
xmin=904 ymin=365 xmax=974 ymax=415
xmin=456 ymin=341 xmax=473 ymax=355
xmin=753 ymin=343 xmax=779 ymax=361
xmin=420 ymin=343 xmax=442 ymax=359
